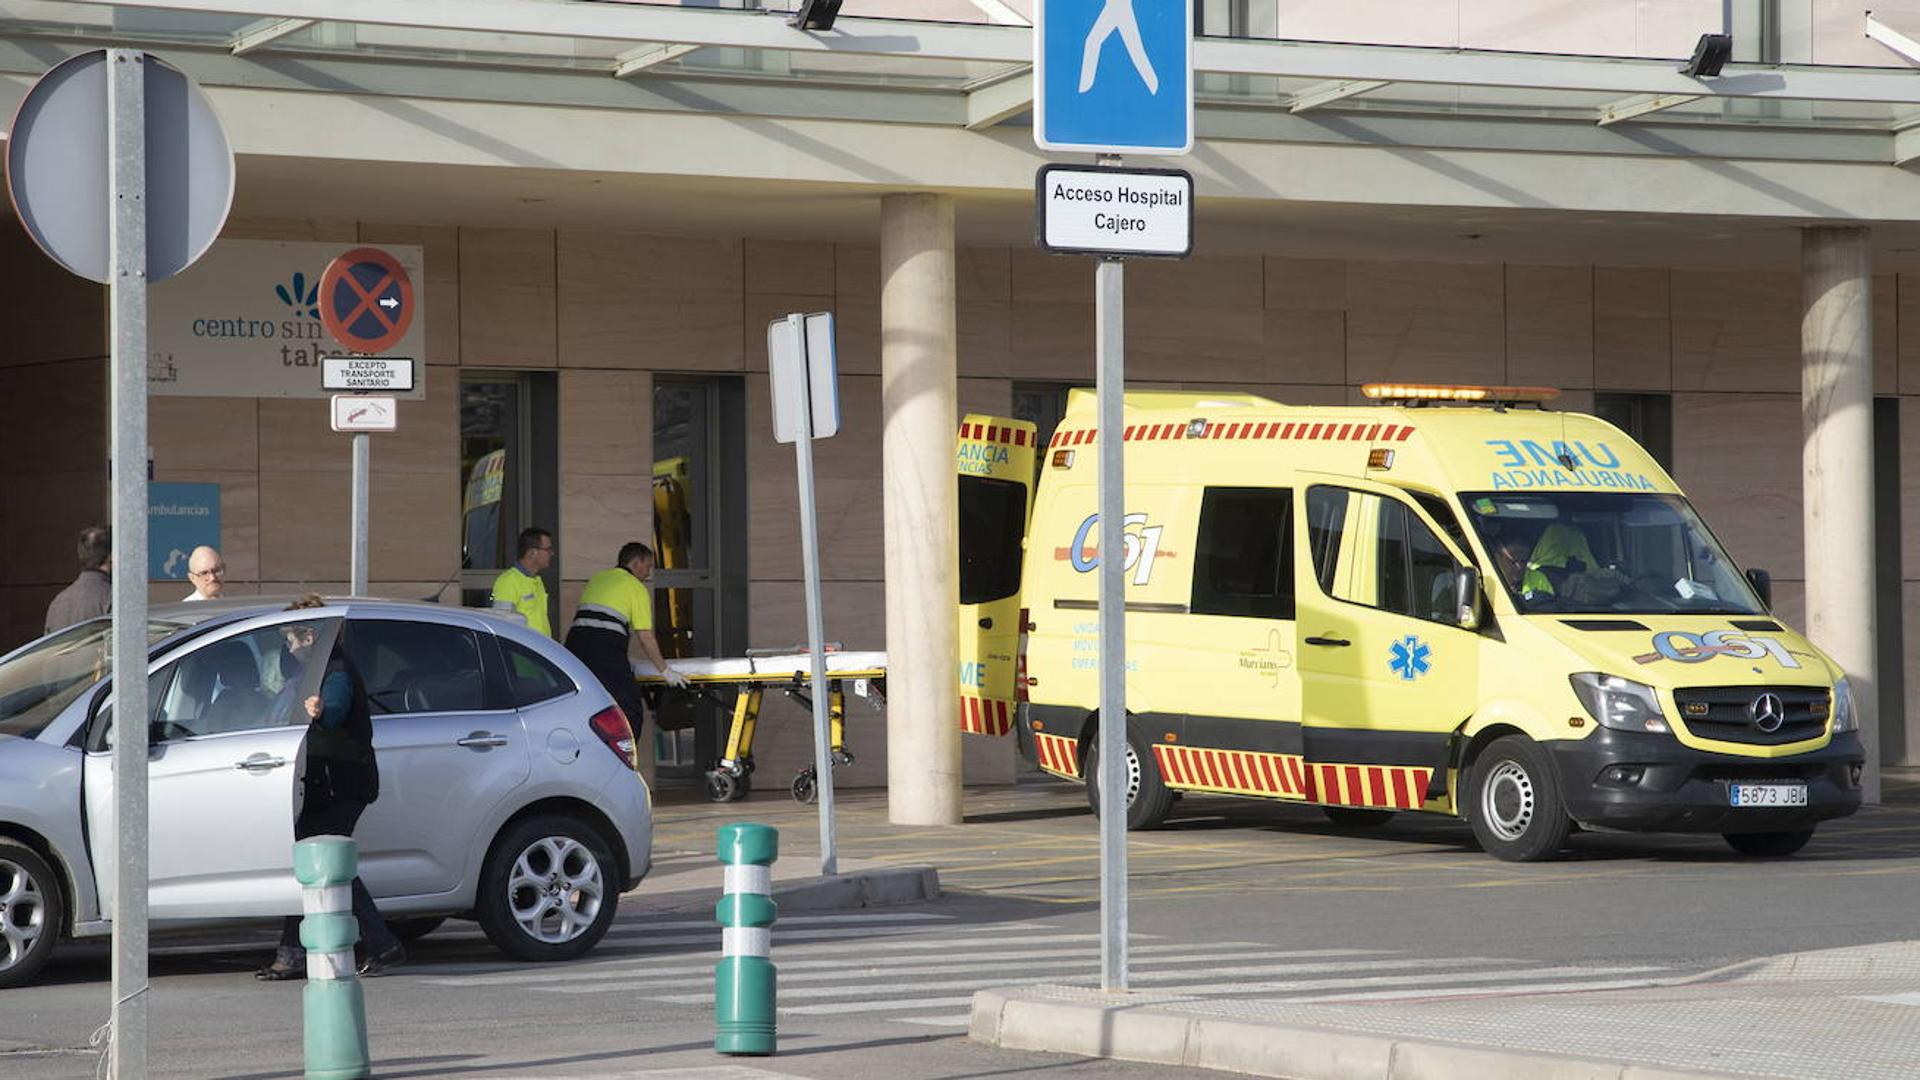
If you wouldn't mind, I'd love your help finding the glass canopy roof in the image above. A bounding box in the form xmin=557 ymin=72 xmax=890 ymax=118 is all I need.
xmin=7 ymin=0 xmax=1920 ymax=134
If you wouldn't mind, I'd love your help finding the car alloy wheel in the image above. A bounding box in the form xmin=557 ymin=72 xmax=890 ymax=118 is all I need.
xmin=506 ymin=834 xmax=605 ymax=946
xmin=0 ymin=854 xmax=47 ymax=974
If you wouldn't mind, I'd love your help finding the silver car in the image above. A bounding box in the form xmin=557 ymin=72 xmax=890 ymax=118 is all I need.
xmin=0 ymin=598 xmax=652 ymax=988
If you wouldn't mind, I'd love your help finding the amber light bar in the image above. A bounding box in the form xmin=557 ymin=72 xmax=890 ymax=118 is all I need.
xmin=1361 ymin=383 xmax=1562 ymax=404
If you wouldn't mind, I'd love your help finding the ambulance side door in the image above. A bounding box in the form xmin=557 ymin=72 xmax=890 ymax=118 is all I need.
xmin=1294 ymin=477 xmax=1479 ymax=810
xmin=956 ymin=415 xmax=1037 ymax=735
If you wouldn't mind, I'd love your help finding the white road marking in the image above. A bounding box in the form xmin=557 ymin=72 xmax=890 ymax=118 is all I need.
xmin=525 ymin=948 xmax=1391 ymax=995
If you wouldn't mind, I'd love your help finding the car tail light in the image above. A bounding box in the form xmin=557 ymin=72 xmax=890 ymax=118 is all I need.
xmin=1014 ymin=607 xmax=1031 ymax=704
xmin=589 ymin=705 xmax=638 ymax=770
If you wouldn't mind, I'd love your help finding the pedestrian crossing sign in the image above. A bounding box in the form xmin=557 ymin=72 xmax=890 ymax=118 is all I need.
xmin=1035 ymin=0 xmax=1194 ymax=156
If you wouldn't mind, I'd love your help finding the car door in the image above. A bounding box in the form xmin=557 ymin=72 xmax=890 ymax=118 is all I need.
xmin=347 ymin=616 xmax=530 ymax=900
xmin=84 ymin=618 xmax=341 ymax=920
xmin=1295 ymin=479 xmax=1479 ymax=811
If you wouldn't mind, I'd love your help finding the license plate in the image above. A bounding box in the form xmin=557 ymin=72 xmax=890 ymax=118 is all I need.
xmin=1729 ymin=782 xmax=1808 ymax=807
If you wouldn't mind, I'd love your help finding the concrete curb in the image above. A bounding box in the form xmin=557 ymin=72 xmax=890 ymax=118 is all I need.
xmin=771 ymin=865 xmax=940 ymax=912
xmin=968 ymin=986 xmax=1763 ymax=1080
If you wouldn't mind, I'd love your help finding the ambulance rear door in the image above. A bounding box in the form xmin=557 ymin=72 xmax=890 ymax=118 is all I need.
xmin=957 ymin=414 xmax=1037 ymax=735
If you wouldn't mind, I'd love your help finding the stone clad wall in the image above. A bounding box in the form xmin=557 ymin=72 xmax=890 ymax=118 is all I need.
xmin=6 ymin=216 xmax=1919 ymax=772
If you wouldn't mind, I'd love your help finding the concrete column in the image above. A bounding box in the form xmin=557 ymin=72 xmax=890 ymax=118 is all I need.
xmin=1801 ymin=225 xmax=1879 ymax=803
xmin=880 ymin=192 xmax=962 ymax=825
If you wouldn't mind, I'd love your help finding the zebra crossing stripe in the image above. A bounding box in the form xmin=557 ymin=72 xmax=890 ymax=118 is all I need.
xmin=646 ymin=956 xmax=1518 ymax=1005
xmin=459 ymin=945 xmax=1384 ymax=992
xmin=530 ymin=948 xmax=1402 ymax=995
xmin=1290 ymin=975 xmax=1674 ymax=1004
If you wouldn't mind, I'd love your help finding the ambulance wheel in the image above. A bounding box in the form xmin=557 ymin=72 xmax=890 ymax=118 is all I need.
xmin=1723 ymin=828 xmax=1814 ymax=857
xmin=1468 ymin=736 xmax=1571 ymax=862
xmin=1084 ymin=724 xmax=1172 ymax=831
xmin=1322 ymin=807 xmax=1394 ymax=828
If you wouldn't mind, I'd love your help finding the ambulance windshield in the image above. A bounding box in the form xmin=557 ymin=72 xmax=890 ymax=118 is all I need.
xmin=1462 ymin=492 xmax=1766 ymax=616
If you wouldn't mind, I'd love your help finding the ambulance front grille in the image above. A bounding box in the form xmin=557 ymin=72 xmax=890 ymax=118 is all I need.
xmin=1670 ymin=686 xmax=1830 ymax=746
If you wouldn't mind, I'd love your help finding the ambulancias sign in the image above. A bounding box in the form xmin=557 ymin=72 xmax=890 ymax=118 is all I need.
xmin=150 ymin=239 xmax=425 ymax=398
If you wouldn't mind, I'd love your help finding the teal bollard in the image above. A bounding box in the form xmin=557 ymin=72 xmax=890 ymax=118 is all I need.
xmin=714 ymin=823 xmax=778 ymax=1056
xmin=294 ymin=836 xmax=371 ymax=1080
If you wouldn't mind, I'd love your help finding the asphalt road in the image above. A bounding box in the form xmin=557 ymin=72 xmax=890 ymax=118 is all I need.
xmin=5 ymin=769 xmax=1918 ymax=1078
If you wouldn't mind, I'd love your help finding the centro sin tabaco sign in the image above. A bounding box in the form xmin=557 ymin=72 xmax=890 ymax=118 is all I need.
xmin=150 ymin=240 xmax=425 ymax=398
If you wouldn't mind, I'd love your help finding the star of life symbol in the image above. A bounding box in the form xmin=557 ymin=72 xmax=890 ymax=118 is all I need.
xmin=1079 ymin=0 xmax=1160 ymax=94
xmin=1389 ymin=635 xmax=1432 ymax=682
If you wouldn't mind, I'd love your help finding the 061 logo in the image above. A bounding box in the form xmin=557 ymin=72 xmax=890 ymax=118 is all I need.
xmin=1063 ymin=513 xmax=1165 ymax=586
xmin=1633 ymin=630 xmax=1802 ymax=669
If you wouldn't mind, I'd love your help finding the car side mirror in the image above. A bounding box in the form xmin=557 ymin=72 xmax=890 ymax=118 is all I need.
xmin=1745 ymin=567 xmax=1773 ymax=610
xmin=1454 ymin=566 xmax=1483 ymax=631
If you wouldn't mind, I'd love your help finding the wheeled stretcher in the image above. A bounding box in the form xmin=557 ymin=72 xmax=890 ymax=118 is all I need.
xmin=633 ymin=649 xmax=886 ymax=803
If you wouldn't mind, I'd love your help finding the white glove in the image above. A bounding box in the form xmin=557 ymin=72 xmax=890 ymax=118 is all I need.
xmin=663 ymin=668 xmax=691 ymax=690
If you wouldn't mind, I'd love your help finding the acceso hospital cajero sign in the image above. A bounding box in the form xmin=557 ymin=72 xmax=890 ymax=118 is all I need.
xmin=149 ymin=239 xmax=424 ymax=398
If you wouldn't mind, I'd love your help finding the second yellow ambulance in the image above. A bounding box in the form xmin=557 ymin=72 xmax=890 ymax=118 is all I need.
xmin=956 ymin=386 xmax=1864 ymax=862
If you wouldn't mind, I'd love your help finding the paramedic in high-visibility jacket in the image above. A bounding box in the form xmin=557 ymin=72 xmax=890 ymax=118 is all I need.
xmin=490 ymin=527 xmax=555 ymax=636
xmin=566 ymin=543 xmax=689 ymax=767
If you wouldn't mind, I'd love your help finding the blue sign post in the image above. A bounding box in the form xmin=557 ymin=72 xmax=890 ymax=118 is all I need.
xmin=1035 ymin=0 xmax=1193 ymax=156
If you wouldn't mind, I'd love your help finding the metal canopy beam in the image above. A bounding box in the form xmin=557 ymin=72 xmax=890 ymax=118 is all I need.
xmin=966 ymin=68 xmax=1032 ymax=130
xmin=1289 ymin=78 xmax=1388 ymax=113
xmin=230 ymin=16 xmax=314 ymax=56
xmin=1597 ymin=92 xmax=1701 ymax=126
xmin=54 ymin=0 xmax=1920 ymax=107
xmin=1896 ymin=126 xmax=1920 ymax=166
xmin=1867 ymin=12 xmax=1920 ymax=65
xmin=612 ymin=43 xmax=699 ymax=79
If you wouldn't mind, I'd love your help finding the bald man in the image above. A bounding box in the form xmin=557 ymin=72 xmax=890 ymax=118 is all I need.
xmin=183 ymin=546 xmax=226 ymax=602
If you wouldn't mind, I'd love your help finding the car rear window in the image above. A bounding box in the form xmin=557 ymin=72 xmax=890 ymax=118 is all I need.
xmin=501 ymin=638 xmax=575 ymax=707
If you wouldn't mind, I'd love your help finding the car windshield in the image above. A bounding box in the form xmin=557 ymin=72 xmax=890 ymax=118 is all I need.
xmin=0 ymin=619 xmax=183 ymax=741
xmin=1462 ymin=491 xmax=1765 ymax=616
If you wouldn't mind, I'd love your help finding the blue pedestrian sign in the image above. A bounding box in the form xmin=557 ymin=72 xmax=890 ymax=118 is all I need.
xmin=1035 ymin=0 xmax=1193 ymax=156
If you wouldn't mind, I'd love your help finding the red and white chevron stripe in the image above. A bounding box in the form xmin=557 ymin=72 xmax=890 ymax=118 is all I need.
xmin=1048 ymin=421 xmax=1418 ymax=449
xmin=959 ymin=695 xmax=1013 ymax=736
xmin=1033 ymin=732 xmax=1081 ymax=779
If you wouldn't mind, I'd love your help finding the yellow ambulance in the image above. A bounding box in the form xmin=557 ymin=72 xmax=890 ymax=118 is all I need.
xmin=954 ymin=386 xmax=1865 ymax=862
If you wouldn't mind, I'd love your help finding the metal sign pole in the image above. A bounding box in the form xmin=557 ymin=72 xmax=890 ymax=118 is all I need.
xmin=1095 ymin=166 xmax=1129 ymax=990
xmin=106 ymin=47 xmax=151 ymax=1080
xmin=350 ymin=431 xmax=370 ymax=594
xmin=789 ymin=317 xmax=839 ymax=876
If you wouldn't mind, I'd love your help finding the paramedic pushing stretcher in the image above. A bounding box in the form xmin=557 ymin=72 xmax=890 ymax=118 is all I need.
xmin=565 ymin=543 xmax=690 ymax=755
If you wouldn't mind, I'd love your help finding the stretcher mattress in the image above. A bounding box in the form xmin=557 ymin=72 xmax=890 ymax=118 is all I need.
xmin=632 ymin=650 xmax=887 ymax=683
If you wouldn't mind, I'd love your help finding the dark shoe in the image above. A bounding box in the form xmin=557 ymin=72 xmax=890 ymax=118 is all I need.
xmin=254 ymin=959 xmax=305 ymax=982
xmin=356 ymin=943 xmax=405 ymax=978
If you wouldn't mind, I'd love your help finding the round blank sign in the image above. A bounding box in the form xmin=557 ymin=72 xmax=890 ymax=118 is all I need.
xmin=6 ymin=49 xmax=234 ymax=284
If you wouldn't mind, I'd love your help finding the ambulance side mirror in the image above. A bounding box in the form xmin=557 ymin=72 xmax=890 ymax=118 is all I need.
xmin=1744 ymin=567 xmax=1773 ymax=610
xmin=1454 ymin=567 xmax=1483 ymax=631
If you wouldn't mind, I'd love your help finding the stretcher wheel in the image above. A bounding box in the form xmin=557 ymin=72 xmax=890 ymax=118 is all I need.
xmin=705 ymin=770 xmax=749 ymax=803
xmin=792 ymin=767 xmax=818 ymax=805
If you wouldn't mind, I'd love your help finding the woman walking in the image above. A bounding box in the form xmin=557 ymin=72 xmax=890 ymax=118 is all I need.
xmin=256 ymin=595 xmax=405 ymax=980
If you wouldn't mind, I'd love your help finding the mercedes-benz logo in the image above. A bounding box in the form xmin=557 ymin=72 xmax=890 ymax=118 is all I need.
xmin=1750 ymin=692 xmax=1786 ymax=733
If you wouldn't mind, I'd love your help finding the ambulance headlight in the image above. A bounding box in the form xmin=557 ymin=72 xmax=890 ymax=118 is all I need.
xmin=1569 ymin=673 xmax=1670 ymax=734
xmin=1830 ymin=678 xmax=1858 ymax=733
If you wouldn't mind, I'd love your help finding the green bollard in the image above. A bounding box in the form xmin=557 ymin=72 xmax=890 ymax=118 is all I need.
xmin=715 ymin=823 xmax=778 ymax=1056
xmin=294 ymin=836 xmax=371 ymax=1080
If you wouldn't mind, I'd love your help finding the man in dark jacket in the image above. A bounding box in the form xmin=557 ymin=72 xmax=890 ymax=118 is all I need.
xmin=256 ymin=596 xmax=405 ymax=981
xmin=44 ymin=525 xmax=111 ymax=634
